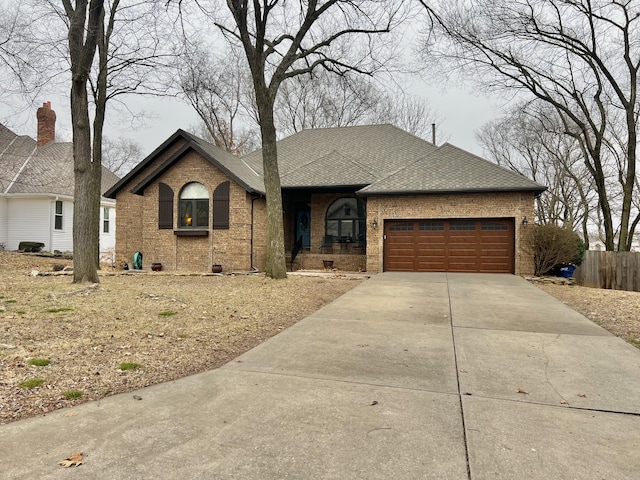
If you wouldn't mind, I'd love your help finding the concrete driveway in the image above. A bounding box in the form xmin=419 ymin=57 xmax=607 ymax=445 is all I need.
xmin=1 ymin=273 xmax=639 ymax=479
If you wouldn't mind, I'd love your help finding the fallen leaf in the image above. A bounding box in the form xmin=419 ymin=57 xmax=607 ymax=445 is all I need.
xmin=370 ymin=400 xmax=378 ymax=406
xmin=58 ymin=452 xmax=83 ymax=468
xmin=577 ymin=393 xmax=587 ymax=398
xmin=133 ymin=395 xmax=142 ymax=401
xmin=64 ymin=412 xmax=77 ymax=417
xmin=515 ymin=387 xmax=529 ymax=394
xmin=560 ymin=400 xmax=568 ymax=405
xmin=357 ymin=344 xmax=369 ymax=347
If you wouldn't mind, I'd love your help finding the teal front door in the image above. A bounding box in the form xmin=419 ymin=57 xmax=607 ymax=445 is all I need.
xmin=296 ymin=210 xmax=311 ymax=248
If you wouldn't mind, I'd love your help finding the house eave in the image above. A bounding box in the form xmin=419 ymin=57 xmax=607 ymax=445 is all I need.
xmin=130 ymin=141 xmax=263 ymax=196
xmin=358 ymin=186 xmax=548 ymax=197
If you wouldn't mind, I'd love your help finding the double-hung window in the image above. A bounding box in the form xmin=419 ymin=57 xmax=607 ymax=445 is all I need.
xmin=103 ymin=208 xmax=110 ymax=233
xmin=54 ymin=200 xmax=63 ymax=230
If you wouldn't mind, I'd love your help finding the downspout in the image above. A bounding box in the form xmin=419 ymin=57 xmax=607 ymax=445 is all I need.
xmin=250 ymin=194 xmax=259 ymax=271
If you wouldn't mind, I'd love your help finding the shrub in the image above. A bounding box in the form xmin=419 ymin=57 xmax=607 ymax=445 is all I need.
xmin=18 ymin=241 xmax=45 ymax=252
xmin=523 ymin=223 xmax=585 ymax=276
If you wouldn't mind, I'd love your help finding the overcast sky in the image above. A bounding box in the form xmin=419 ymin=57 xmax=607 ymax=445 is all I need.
xmin=0 ymin=1 xmax=503 ymax=161
xmin=1 ymin=79 xmax=501 ymax=161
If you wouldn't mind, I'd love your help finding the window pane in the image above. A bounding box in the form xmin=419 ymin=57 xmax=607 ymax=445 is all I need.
xmin=419 ymin=221 xmax=445 ymax=231
xmin=55 ymin=201 xmax=63 ymax=230
xmin=389 ymin=222 xmax=413 ymax=231
xmin=450 ymin=221 xmax=476 ymax=231
xmin=179 ymin=200 xmax=193 ymax=227
xmin=103 ymin=220 xmax=109 ymax=233
xmin=481 ymin=221 xmax=508 ymax=231
xmin=180 ymin=182 xmax=208 ymax=200
xmin=340 ymin=219 xmax=354 ymax=240
xmin=356 ymin=220 xmax=366 ymax=242
xmin=103 ymin=207 xmax=109 ymax=220
xmin=326 ymin=220 xmax=339 ymax=239
xmin=196 ymin=200 xmax=209 ymax=227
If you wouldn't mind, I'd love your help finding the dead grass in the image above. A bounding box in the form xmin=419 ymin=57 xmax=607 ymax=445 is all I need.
xmin=0 ymin=252 xmax=362 ymax=424
xmin=536 ymin=282 xmax=640 ymax=348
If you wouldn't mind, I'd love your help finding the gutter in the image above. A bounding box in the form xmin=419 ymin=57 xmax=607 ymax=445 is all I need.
xmin=250 ymin=194 xmax=259 ymax=271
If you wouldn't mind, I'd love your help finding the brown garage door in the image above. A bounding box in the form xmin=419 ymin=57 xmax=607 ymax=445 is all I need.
xmin=384 ymin=219 xmax=514 ymax=273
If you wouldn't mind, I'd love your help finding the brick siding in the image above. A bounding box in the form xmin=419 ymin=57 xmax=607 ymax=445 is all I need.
xmin=115 ymin=145 xmax=267 ymax=272
xmin=116 ymin=146 xmax=535 ymax=275
xmin=365 ymin=192 xmax=536 ymax=275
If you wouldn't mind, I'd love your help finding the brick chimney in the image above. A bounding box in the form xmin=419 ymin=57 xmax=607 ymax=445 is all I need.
xmin=36 ymin=101 xmax=56 ymax=146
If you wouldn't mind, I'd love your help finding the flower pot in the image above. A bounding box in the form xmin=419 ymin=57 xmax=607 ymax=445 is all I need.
xmin=212 ymin=264 xmax=223 ymax=273
xmin=151 ymin=263 xmax=162 ymax=272
xmin=322 ymin=260 xmax=334 ymax=269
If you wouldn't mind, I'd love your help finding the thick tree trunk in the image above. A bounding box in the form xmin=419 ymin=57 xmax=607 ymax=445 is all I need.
xmin=71 ymin=78 xmax=101 ymax=284
xmin=257 ymin=96 xmax=287 ymax=279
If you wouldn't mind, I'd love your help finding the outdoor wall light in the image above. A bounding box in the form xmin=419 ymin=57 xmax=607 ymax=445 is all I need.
xmin=522 ymin=216 xmax=528 ymax=226
xmin=371 ymin=218 xmax=379 ymax=230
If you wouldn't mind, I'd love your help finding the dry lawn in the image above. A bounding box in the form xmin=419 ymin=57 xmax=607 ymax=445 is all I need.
xmin=0 ymin=252 xmax=362 ymax=425
xmin=2 ymin=251 xmax=639 ymax=426
xmin=537 ymin=282 xmax=640 ymax=348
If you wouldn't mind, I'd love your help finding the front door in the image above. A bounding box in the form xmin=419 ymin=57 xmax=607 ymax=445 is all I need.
xmin=296 ymin=209 xmax=311 ymax=248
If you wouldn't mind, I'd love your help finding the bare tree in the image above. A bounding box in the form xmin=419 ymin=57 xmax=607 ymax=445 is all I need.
xmin=62 ymin=0 xmax=104 ymax=284
xmin=101 ymin=136 xmax=142 ymax=176
xmin=177 ymin=44 xmax=258 ymax=155
xmin=275 ymin=70 xmax=441 ymax=141
xmin=27 ymin=0 xmax=180 ymax=282
xmin=421 ymin=0 xmax=640 ymax=251
xmin=182 ymin=0 xmax=409 ymax=278
xmin=477 ymin=103 xmax=597 ymax=246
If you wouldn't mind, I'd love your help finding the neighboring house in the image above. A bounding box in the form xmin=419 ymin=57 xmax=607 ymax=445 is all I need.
xmin=587 ymin=233 xmax=640 ymax=252
xmin=106 ymin=125 xmax=546 ymax=275
xmin=0 ymin=103 xmax=119 ymax=257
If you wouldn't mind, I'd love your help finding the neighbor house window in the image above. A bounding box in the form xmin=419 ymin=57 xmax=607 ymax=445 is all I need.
xmin=179 ymin=182 xmax=209 ymax=228
xmin=103 ymin=208 xmax=110 ymax=233
xmin=54 ymin=200 xmax=63 ymax=230
xmin=325 ymin=197 xmax=366 ymax=243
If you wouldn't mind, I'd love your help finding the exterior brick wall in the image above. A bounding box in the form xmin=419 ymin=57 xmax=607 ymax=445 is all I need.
xmin=365 ymin=192 xmax=536 ymax=275
xmin=115 ymin=143 xmax=535 ymax=276
xmin=115 ymin=145 xmax=267 ymax=273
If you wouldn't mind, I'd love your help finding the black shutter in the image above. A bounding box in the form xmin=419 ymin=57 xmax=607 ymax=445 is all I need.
xmin=158 ymin=182 xmax=174 ymax=229
xmin=213 ymin=181 xmax=230 ymax=229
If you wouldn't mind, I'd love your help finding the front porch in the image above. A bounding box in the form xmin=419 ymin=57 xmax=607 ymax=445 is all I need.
xmin=284 ymin=191 xmax=369 ymax=272
xmin=288 ymin=251 xmax=367 ymax=272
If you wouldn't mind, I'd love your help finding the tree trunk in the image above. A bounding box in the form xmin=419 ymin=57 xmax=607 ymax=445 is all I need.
xmin=257 ymin=96 xmax=287 ymax=279
xmin=71 ymin=77 xmax=101 ymax=284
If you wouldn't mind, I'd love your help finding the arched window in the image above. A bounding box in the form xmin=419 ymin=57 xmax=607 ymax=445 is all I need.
xmin=325 ymin=197 xmax=366 ymax=244
xmin=179 ymin=182 xmax=209 ymax=228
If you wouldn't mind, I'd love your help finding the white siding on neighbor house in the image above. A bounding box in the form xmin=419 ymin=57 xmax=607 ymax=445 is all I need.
xmin=100 ymin=204 xmax=116 ymax=262
xmin=0 ymin=197 xmax=7 ymax=247
xmin=4 ymin=196 xmax=116 ymax=255
xmin=50 ymin=199 xmax=73 ymax=253
xmin=6 ymin=197 xmax=53 ymax=251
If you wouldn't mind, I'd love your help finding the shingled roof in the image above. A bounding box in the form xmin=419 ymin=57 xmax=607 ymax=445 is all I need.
xmin=105 ymin=129 xmax=263 ymax=198
xmin=358 ymin=143 xmax=546 ymax=195
xmin=0 ymin=122 xmax=119 ymax=198
xmin=106 ymin=123 xmax=545 ymax=198
xmin=242 ymin=124 xmax=438 ymax=188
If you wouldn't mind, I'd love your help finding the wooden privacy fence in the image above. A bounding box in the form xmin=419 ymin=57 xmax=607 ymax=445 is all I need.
xmin=575 ymin=251 xmax=640 ymax=292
